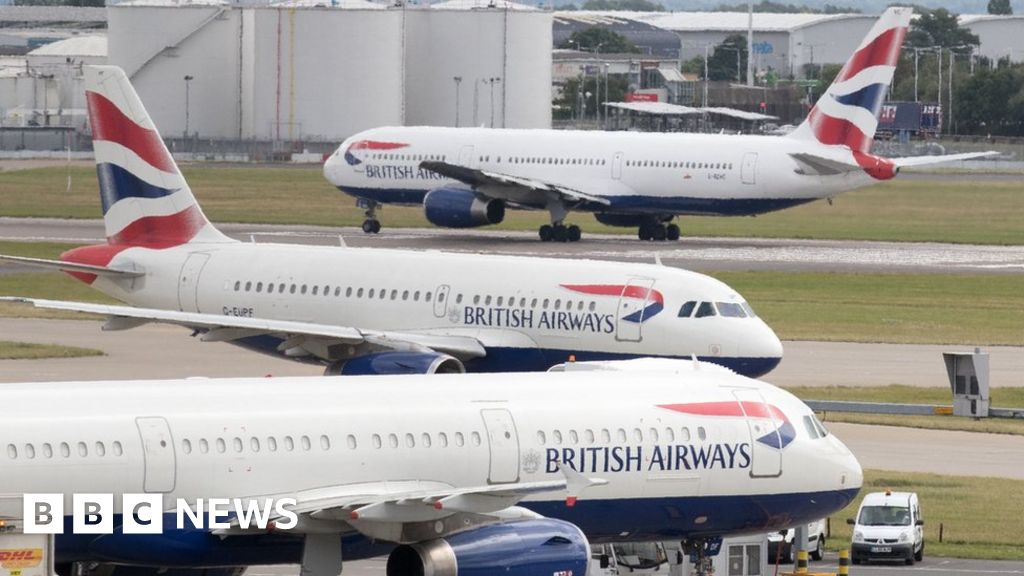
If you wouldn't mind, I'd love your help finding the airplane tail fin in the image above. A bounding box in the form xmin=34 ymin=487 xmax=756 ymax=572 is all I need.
xmin=85 ymin=65 xmax=231 ymax=247
xmin=788 ymin=7 xmax=912 ymax=153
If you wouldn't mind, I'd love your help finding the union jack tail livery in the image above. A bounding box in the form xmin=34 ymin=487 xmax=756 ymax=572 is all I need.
xmin=790 ymin=7 xmax=912 ymax=154
xmin=85 ymin=65 xmax=231 ymax=248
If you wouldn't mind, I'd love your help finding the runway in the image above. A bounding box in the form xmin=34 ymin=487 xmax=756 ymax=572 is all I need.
xmin=3 ymin=217 xmax=1024 ymax=275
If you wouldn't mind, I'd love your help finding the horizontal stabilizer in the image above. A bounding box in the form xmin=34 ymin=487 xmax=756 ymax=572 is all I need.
xmin=788 ymin=153 xmax=861 ymax=176
xmin=890 ymin=151 xmax=1000 ymax=168
xmin=0 ymin=254 xmax=143 ymax=278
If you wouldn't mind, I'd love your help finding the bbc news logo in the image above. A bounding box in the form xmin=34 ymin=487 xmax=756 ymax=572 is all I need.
xmin=22 ymin=494 xmax=299 ymax=534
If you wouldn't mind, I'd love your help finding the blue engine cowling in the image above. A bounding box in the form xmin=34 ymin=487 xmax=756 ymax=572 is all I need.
xmin=330 ymin=351 xmax=465 ymax=376
xmin=386 ymin=519 xmax=589 ymax=576
xmin=423 ymin=187 xmax=505 ymax=228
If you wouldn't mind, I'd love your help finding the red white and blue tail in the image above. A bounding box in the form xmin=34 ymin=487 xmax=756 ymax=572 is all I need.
xmin=86 ymin=65 xmax=231 ymax=247
xmin=789 ymin=7 xmax=911 ymax=153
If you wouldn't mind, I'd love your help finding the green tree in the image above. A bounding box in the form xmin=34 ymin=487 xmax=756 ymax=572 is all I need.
xmin=954 ymin=64 xmax=1024 ymax=136
xmin=987 ymin=0 xmax=1013 ymax=15
xmin=580 ymin=0 xmax=664 ymax=11
xmin=558 ymin=28 xmax=641 ymax=54
xmin=554 ymin=75 xmax=630 ymax=120
xmin=707 ymin=34 xmax=748 ymax=82
xmin=906 ymin=8 xmax=979 ymax=53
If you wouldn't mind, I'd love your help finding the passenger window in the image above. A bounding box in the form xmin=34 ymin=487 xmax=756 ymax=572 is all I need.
xmin=405 ymin=433 xmax=415 ymax=448
xmin=256 ymin=282 xmax=263 ymax=292
xmin=216 ymin=438 xmax=227 ymax=453
xmin=346 ymin=287 xmax=353 ymax=297
xmin=61 ymin=442 xmax=70 ymax=458
xmin=439 ymin=432 xmax=449 ymax=447
xmin=698 ymin=427 xmax=707 ymax=441
xmin=455 ymin=432 xmax=465 ymax=447
xmin=617 ymin=428 xmax=627 ymax=442
xmin=569 ymin=429 xmax=578 ymax=444
xmin=649 ymin=428 xmax=659 ymax=442
xmin=321 ymin=435 xmax=331 ymax=450
xmin=678 ymin=301 xmax=697 ymax=317
xmin=335 ymin=287 xmax=342 ymax=296
xmin=301 ymin=436 xmax=312 ymax=451
xmin=290 ymin=284 xmax=297 ymax=294
xmin=717 ymin=302 xmax=747 ymax=318
xmin=584 ymin=429 xmax=595 ymax=444
xmin=537 ymin=431 xmax=547 ymax=444
xmin=372 ymin=434 xmax=382 ymax=449
xmin=601 ymin=429 xmax=611 ymax=443
xmin=347 ymin=435 xmax=357 ymax=449
xmin=695 ymin=302 xmax=717 ymax=318
xmin=251 ymin=437 xmax=261 ymax=452
xmin=388 ymin=434 xmax=398 ymax=449
xmin=234 ymin=281 xmax=241 ymax=291
xmin=182 ymin=439 xmax=192 ymax=454
xmin=391 ymin=289 xmax=398 ymax=300
xmin=301 ymin=285 xmax=307 ymax=295
xmin=589 ymin=301 xmax=596 ymax=312
xmin=199 ymin=438 xmax=209 ymax=454
xmin=42 ymin=443 xmax=53 ymax=459
xmin=233 ymin=437 xmax=243 ymax=452
xmin=414 ymin=291 xmax=421 ymax=301
xmin=113 ymin=441 xmax=124 ymax=456
xmin=421 ymin=433 xmax=431 ymax=448
xmin=665 ymin=427 xmax=675 ymax=442
xmin=284 ymin=436 xmax=295 ymax=451
xmin=267 ymin=283 xmax=274 ymax=294
xmin=680 ymin=427 xmax=691 ymax=441
xmin=268 ymin=437 xmax=278 ymax=451
xmin=279 ymin=283 xmax=286 ymax=293
xmin=497 ymin=296 xmax=504 ymax=306
xmin=95 ymin=441 xmax=106 ymax=457
xmin=633 ymin=428 xmax=643 ymax=442
xmin=312 ymin=285 xmax=319 ymax=296
xmin=7 ymin=444 xmax=16 ymax=459
xmin=484 ymin=295 xmax=491 ymax=305
xmin=368 ymin=288 xmax=375 ymax=298
xmin=357 ymin=288 xmax=364 ymax=298
xmin=553 ymin=430 xmax=563 ymax=445
xmin=425 ymin=292 xmax=432 ymax=302
xmin=25 ymin=444 xmax=35 ymax=459
xmin=471 ymin=431 xmax=481 ymax=446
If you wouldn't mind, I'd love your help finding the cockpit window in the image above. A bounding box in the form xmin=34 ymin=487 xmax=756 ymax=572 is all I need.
xmin=695 ymin=302 xmax=716 ymax=318
xmin=716 ymin=302 xmax=747 ymax=318
xmin=802 ymin=415 xmax=821 ymax=439
xmin=741 ymin=302 xmax=758 ymax=318
xmin=678 ymin=301 xmax=696 ymax=317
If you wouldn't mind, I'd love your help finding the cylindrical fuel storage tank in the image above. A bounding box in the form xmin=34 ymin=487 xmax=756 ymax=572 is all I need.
xmin=405 ymin=2 xmax=551 ymax=129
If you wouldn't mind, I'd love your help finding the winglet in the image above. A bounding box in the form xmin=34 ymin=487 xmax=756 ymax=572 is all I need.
xmin=554 ymin=460 xmax=607 ymax=507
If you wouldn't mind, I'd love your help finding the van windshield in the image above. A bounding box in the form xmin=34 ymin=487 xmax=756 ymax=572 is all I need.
xmin=858 ymin=505 xmax=911 ymax=526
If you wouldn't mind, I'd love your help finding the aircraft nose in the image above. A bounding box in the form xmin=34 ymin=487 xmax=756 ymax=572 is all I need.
xmin=738 ymin=320 xmax=784 ymax=377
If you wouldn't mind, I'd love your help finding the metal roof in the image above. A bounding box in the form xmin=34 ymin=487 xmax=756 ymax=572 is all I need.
xmin=605 ymin=101 xmax=702 ymax=115
xmin=430 ymin=0 xmax=540 ymax=11
xmin=27 ymin=34 xmax=106 ymax=57
xmin=573 ymin=10 xmax=860 ymax=32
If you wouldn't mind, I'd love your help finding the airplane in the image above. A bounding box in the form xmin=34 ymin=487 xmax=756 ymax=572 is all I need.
xmin=0 ymin=65 xmax=784 ymax=378
xmin=0 ymin=359 xmax=864 ymax=576
xmin=323 ymin=7 xmax=996 ymax=243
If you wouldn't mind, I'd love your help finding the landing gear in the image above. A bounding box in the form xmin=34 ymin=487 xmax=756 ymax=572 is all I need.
xmin=538 ymin=223 xmax=581 ymax=243
xmin=638 ymin=220 xmax=680 ymax=241
xmin=680 ymin=538 xmax=721 ymax=576
xmin=358 ymin=199 xmax=381 ymax=234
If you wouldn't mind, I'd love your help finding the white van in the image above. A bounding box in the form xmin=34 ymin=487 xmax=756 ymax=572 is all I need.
xmin=766 ymin=519 xmax=826 ymax=563
xmin=847 ymin=491 xmax=924 ymax=565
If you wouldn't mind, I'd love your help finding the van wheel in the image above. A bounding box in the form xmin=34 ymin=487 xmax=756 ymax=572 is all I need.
xmin=905 ymin=555 xmax=915 ymax=565
xmin=811 ymin=535 xmax=824 ymax=561
xmin=852 ymin=557 xmax=861 ymax=565
xmin=915 ymin=542 xmax=924 ymax=562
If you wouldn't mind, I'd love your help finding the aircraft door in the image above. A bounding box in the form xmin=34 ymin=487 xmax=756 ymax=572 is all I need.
xmin=732 ymin=389 xmax=783 ymax=478
xmin=741 ymin=152 xmax=758 ymax=185
xmin=458 ymin=145 xmax=476 ymax=168
xmin=135 ymin=417 xmax=176 ymax=493
xmin=480 ymin=409 xmax=520 ymax=484
xmin=612 ymin=152 xmax=624 ymax=179
xmin=615 ymin=277 xmax=656 ymax=343
xmin=433 ymin=284 xmax=451 ymax=318
xmin=177 ymin=252 xmax=210 ymax=313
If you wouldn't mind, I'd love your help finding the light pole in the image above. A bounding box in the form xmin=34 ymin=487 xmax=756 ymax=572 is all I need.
xmin=603 ymin=62 xmax=610 ymax=128
xmin=453 ymin=76 xmax=462 ymax=127
xmin=183 ymin=75 xmax=193 ymax=140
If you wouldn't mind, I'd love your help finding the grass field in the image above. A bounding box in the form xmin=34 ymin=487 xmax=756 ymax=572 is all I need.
xmin=0 ymin=340 xmax=103 ymax=360
xmin=825 ymin=470 xmax=1024 ymax=561
xmin=715 ymin=271 xmax=1024 ymax=346
xmin=1 ymin=165 xmax=1023 ymax=244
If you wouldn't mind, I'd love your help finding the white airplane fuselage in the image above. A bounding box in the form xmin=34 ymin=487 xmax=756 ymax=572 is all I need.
xmin=0 ymin=369 xmax=862 ymax=567
xmin=81 ymin=240 xmax=783 ymax=376
xmin=324 ymin=127 xmax=875 ymax=214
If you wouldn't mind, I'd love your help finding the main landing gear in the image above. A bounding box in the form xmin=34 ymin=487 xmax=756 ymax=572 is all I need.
xmin=538 ymin=222 xmax=582 ymax=242
xmin=638 ymin=221 xmax=680 ymax=241
xmin=358 ymin=198 xmax=381 ymax=234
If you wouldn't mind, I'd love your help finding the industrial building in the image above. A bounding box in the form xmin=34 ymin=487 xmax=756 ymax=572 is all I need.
xmin=106 ymin=0 xmax=551 ymax=143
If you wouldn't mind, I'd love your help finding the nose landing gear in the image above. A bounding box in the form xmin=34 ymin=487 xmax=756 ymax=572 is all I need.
xmin=358 ymin=199 xmax=381 ymax=234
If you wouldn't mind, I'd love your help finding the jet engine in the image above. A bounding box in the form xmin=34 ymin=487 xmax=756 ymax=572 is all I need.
xmin=386 ymin=519 xmax=589 ymax=576
xmin=328 ymin=351 xmax=465 ymax=376
xmin=423 ymin=187 xmax=505 ymax=228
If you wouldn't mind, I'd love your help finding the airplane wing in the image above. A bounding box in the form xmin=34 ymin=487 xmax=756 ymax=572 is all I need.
xmin=0 ymin=297 xmax=486 ymax=361
xmin=0 ymin=254 xmax=143 ymax=278
xmin=789 ymin=151 xmax=999 ymax=176
xmin=419 ymin=160 xmax=611 ymax=208
xmin=216 ymin=463 xmax=606 ymax=543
